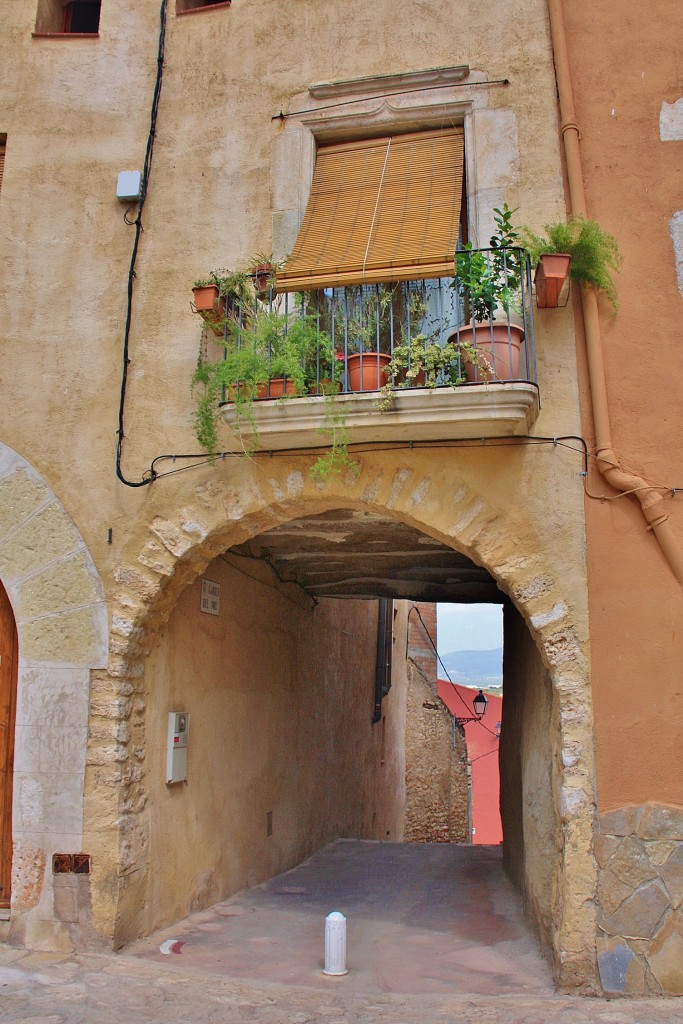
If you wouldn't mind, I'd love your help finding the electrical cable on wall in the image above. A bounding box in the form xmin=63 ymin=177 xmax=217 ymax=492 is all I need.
xmin=271 ymin=77 xmax=511 ymax=121
xmin=116 ymin=0 xmax=168 ymax=487
xmin=144 ymin=434 xmax=592 ymax=483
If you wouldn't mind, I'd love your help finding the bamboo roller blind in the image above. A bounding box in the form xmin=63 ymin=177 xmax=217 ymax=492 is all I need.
xmin=277 ymin=127 xmax=465 ymax=291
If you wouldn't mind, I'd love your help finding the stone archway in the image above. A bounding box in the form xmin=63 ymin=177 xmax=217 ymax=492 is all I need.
xmin=0 ymin=442 xmax=108 ymax=951
xmin=89 ymin=456 xmax=598 ymax=989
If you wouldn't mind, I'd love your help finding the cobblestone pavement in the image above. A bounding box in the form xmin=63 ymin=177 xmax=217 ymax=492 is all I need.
xmin=1 ymin=946 xmax=682 ymax=1024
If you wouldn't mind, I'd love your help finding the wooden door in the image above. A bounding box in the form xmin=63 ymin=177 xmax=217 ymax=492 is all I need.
xmin=0 ymin=581 xmax=18 ymax=909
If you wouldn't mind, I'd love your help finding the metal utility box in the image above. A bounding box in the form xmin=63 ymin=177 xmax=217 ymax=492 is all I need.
xmin=166 ymin=712 xmax=190 ymax=784
xmin=116 ymin=170 xmax=142 ymax=201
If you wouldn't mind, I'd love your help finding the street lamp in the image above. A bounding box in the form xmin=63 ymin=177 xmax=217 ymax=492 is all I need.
xmin=453 ymin=689 xmax=489 ymax=727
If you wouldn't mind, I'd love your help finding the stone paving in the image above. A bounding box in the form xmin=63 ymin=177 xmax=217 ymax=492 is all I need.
xmin=127 ymin=841 xmax=553 ymax=997
xmin=1 ymin=945 xmax=682 ymax=1024
xmin=1 ymin=841 xmax=682 ymax=1023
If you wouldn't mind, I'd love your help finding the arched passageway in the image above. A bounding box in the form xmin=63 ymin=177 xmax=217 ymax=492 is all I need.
xmin=228 ymin=510 xmax=565 ymax=960
xmin=89 ymin=486 xmax=598 ymax=991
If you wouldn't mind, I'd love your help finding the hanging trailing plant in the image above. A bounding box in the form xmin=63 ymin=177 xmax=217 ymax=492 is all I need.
xmin=310 ymin=388 xmax=359 ymax=482
xmin=191 ymin=301 xmax=334 ymax=460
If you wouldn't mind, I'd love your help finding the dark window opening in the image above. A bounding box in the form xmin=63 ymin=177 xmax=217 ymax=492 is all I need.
xmin=0 ymin=136 xmax=6 ymax=197
xmin=63 ymin=1 xmax=100 ymax=33
xmin=176 ymin=0 xmax=230 ymax=12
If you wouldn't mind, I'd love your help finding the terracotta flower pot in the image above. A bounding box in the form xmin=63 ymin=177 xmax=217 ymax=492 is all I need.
xmin=347 ymin=352 xmax=391 ymax=392
xmin=312 ymin=378 xmax=343 ymax=395
xmin=256 ymin=378 xmax=299 ymax=399
xmin=456 ymin=322 xmax=524 ymax=382
xmin=192 ymin=284 xmax=227 ymax=337
xmin=397 ymin=368 xmax=426 ymax=388
xmin=534 ymin=253 xmax=572 ymax=308
xmin=225 ymin=382 xmax=254 ymax=403
xmin=253 ymin=263 xmax=274 ymax=300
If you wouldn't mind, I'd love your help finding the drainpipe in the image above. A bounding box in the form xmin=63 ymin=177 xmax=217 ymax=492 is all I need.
xmin=373 ymin=598 xmax=389 ymax=724
xmin=547 ymin=0 xmax=683 ymax=588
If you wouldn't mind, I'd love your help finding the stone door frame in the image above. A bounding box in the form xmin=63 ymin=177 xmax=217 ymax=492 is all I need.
xmin=0 ymin=442 xmax=107 ymax=951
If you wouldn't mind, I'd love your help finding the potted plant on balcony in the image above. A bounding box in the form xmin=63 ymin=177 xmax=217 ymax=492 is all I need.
xmin=192 ymin=333 xmax=267 ymax=456
xmin=378 ymin=333 xmax=492 ymax=411
xmin=520 ymin=216 xmax=622 ymax=311
xmin=191 ymin=304 xmax=330 ymax=457
xmin=452 ymin=203 xmax=525 ymax=381
xmin=345 ymin=285 xmax=397 ymax=391
xmin=249 ymin=252 xmax=283 ymax=301
xmin=191 ymin=269 xmax=253 ymax=336
xmin=252 ymin=309 xmax=319 ymax=398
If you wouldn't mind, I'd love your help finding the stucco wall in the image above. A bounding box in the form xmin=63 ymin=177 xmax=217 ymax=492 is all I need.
xmin=501 ymin=602 xmax=561 ymax=957
xmin=1 ymin=0 xmax=581 ymax=519
xmin=0 ymin=0 xmax=603 ymax=990
xmin=128 ymin=555 xmax=406 ymax=938
xmin=555 ymin=5 xmax=683 ymax=992
xmin=560 ymin=0 xmax=683 ymax=813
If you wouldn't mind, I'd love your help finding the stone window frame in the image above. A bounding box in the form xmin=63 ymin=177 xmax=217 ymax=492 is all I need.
xmin=176 ymin=0 xmax=232 ymax=15
xmin=270 ymin=65 xmax=504 ymax=268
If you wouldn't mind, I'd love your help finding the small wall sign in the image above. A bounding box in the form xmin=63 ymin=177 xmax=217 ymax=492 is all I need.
xmin=200 ymin=578 xmax=220 ymax=616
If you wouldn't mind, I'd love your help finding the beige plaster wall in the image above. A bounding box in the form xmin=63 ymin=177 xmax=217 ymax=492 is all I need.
xmin=500 ymin=601 xmax=561 ymax=957
xmin=0 ymin=0 xmax=589 ymax=643
xmin=132 ymin=555 xmax=405 ymax=937
xmin=1 ymin=0 xmax=579 ymax=527
xmin=0 ymin=0 xmax=603 ymax=990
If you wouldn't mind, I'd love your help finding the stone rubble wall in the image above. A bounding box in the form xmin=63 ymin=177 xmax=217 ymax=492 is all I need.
xmin=403 ymin=659 xmax=470 ymax=844
xmin=596 ymin=803 xmax=683 ymax=996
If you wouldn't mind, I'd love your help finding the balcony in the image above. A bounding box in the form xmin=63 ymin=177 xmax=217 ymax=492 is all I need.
xmin=213 ymin=252 xmax=540 ymax=455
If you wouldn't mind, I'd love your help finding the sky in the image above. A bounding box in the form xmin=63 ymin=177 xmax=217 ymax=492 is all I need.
xmin=437 ymin=603 xmax=503 ymax=655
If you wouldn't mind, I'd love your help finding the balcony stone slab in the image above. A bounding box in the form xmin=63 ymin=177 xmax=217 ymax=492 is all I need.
xmin=219 ymin=383 xmax=540 ymax=454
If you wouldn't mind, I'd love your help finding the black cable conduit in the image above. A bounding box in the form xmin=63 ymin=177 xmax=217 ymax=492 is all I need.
xmin=116 ymin=0 xmax=168 ymax=487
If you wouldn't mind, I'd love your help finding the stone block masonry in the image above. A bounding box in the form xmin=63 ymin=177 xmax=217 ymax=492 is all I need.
xmin=596 ymin=802 xmax=683 ymax=995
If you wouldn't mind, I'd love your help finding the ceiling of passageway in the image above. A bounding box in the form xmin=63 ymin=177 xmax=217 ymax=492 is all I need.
xmin=228 ymin=509 xmax=501 ymax=602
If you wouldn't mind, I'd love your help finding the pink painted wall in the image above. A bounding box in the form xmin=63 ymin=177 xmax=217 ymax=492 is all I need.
xmin=437 ymin=680 xmax=502 ymax=844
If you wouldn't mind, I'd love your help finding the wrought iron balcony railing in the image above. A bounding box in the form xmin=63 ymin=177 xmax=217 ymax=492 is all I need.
xmin=215 ymin=249 xmax=537 ymax=399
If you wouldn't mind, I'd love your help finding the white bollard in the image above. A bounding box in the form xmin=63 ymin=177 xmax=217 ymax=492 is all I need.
xmin=323 ymin=911 xmax=348 ymax=976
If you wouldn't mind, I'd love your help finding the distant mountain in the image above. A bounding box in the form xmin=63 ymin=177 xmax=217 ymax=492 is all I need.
xmin=438 ymin=647 xmax=503 ymax=690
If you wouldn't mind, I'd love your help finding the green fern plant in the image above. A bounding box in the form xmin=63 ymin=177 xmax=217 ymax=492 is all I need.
xmin=520 ymin=216 xmax=622 ymax=311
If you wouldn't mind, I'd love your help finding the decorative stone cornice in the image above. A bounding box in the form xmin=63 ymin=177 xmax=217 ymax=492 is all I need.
xmin=308 ymin=65 xmax=471 ymax=100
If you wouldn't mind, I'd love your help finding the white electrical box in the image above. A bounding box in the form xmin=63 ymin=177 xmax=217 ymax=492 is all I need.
xmin=116 ymin=170 xmax=142 ymax=201
xmin=166 ymin=712 xmax=190 ymax=784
